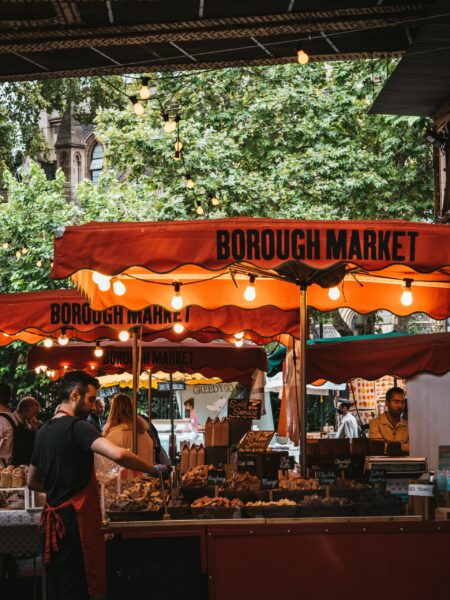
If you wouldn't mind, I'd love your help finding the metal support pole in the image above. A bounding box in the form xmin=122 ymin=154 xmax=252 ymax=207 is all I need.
xmin=147 ymin=370 xmax=153 ymax=432
xmin=169 ymin=372 xmax=176 ymax=464
xmin=299 ymin=285 xmax=308 ymax=476
xmin=132 ymin=329 xmax=138 ymax=454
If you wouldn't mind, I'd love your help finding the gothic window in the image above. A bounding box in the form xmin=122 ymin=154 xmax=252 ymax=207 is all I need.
xmin=89 ymin=143 xmax=104 ymax=183
xmin=73 ymin=153 xmax=82 ymax=183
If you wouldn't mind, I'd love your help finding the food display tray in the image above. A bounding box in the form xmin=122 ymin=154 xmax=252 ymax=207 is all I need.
xmin=180 ymin=486 xmax=216 ymax=503
xmin=191 ymin=507 xmax=241 ymax=519
xmin=243 ymin=505 xmax=297 ymax=519
xmin=272 ymin=489 xmax=325 ymax=502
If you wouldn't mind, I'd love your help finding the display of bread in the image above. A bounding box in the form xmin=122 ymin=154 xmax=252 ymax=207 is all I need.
xmin=192 ymin=496 xmax=243 ymax=508
xmin=246 ymin=498 xmax=296 ymax=507
xmin=224 ymin=472 xmax=261 ymax=492
xmin=332 ymin=479 xmax=371 ymax=490
xmin=0 ymin=464 xmax=28 ymax=488
xmin=300 ymin=494 xmax=353 ymax=506
xmin=181 ymin=464 xmax=213 ymax=487
xmin=106 ymin=477 xmax=164 ymax=512
xmin=279 ymin=476 xmax=320 ymax=490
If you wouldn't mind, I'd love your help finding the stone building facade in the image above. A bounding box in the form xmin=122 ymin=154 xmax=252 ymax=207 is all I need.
xmin=35 ymin=106 xmax=104 ymax=201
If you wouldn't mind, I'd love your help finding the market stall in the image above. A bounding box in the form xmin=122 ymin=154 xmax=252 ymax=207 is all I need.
xmin=43 ymin=217 xmax=450 ymax=598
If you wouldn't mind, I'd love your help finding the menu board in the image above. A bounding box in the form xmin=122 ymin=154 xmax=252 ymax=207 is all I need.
xmin=238 ymin=431 xmax=274 ymax=453
xmin=228 ymin=398 xmax=262 ymax=420
xmin=350 ymin=376 xmax=406 ymax=413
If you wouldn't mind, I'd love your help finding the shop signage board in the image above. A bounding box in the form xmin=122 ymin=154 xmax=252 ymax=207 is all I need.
xmin=228 ymin=398 xmax=262 ymax=420
xmin=238 ymin=431 xmax=274 ymax=453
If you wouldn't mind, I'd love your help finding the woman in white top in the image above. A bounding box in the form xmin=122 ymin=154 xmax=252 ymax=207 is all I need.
xmin=96 ymin=393 xmax=153 ymax=476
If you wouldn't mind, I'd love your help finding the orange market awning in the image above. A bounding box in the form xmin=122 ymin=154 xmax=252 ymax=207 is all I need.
xmin=27 ymin=339 xmax=267 ymax=386
xmin=0 ymin=289 xmax=298 ymax=346
xmin=52 ymin=218 xmax=450 ymax=318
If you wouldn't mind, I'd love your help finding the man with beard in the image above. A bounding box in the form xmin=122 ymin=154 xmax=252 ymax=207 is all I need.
xmin=27 ymin=370 xmax=168 ymax=600
xmin=369 ymin=386 xmax=409 ymax=453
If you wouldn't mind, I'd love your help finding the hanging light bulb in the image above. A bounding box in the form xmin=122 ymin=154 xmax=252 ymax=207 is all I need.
xmin=119 ymin=330 xmax=130 ymax=342
xmin=36 ymin=259 xmax=42 ymax=268
xmin=113 ymin=279 xmax=126 ymax=296
xmin=92 ymin=272 xmax=111 ymax=292
xmin=21 ymin=248 xmax=28 ymax=255
xmin=163 ymin=113 xmax=177 ymax=133
xmin=43 ymin=338 xmax=53 ymax=348
xmin=297 ymin=49 xmax=309 ymax=65
xmin=234 ymin=339 xmax=244 ymax=348
xmin=210 ymin=195 xmax=220 ymax=206
xmin=57 ymin=328 xmax=69 ymax=346
xmin=171 ymin=282 xmax=184 ymax=310
xmin=400 ymin=279 xmax=413 ymax=307
xmin=244 ymin=275 xmax=256 ymax=302
xmin=94 ymin=342 xmax=104 ymax=358
xmin=15 ymin=250 xmax=21 ymax=259
xmin=174 ymin=139 xmax=183 ymax=152
xmin=130 ymin=96 xmax=145 ymax=116
xmin=173 ymin=323 xmax=185 ymax=334
xmin=235 ymin=331 xmax=244 ymax=340
xmin=2 ymin=241 xmax=9 ymax=250
xmin=196 ymin=201 xmax=204 ymax=216
xmin=328 ymin=286 xmax=341 ymax=301
xmin=139 ymin=76 xmax=151 ymax=100
xmin=173 ymin=150 xmax=182 ymax=161
xmin=185 ymin=174 xmax=195 ymax=189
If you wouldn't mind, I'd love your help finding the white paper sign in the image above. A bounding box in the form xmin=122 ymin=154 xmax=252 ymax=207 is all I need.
xmin=408 ymin=483 xmax=434 ymax=497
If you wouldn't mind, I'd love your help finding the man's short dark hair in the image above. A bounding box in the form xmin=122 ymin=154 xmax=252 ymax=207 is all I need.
xmin=386 ymin=387 xmax=405 ymax=403
xmin=17 ymin=396 xmax=40 ymax=414
xmin=60 ymin=371 xmax=99 ymax=403
xmin=340 ymin=400 xmax=351 ymax=410
xmin=0 ymin=383 xmax=11 ymax=407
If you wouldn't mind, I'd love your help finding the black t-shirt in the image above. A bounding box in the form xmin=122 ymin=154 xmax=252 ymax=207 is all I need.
xmin=30 ymin=416 xmax=101 ymax=506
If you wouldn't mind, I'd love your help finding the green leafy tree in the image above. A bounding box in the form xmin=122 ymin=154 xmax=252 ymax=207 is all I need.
xmin=90 ymin=60 xmax=433 ymax=221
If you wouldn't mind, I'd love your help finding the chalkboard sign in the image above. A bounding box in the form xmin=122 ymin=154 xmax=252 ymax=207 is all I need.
xmin=279 ymin=456 xmax=295 ymax=471
xmin=237 ymin=455 xmax=257 ymax=475
xmin=262 ymin=478 xmax=279 ymax=490
xmin=334 ymin=458 xmax=351 ymax=471
xmin=207 ymin=469 xmax=227 ymax=486
xmin=318 ymin=470 xmax=337 ymax=485
xmin=369 ymin=468 xmax=386 ymax=483
xmin=228 ymin=398 xmax=262 ymax=420
xmin=238 ymin=431 xmax=274 ymax=453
